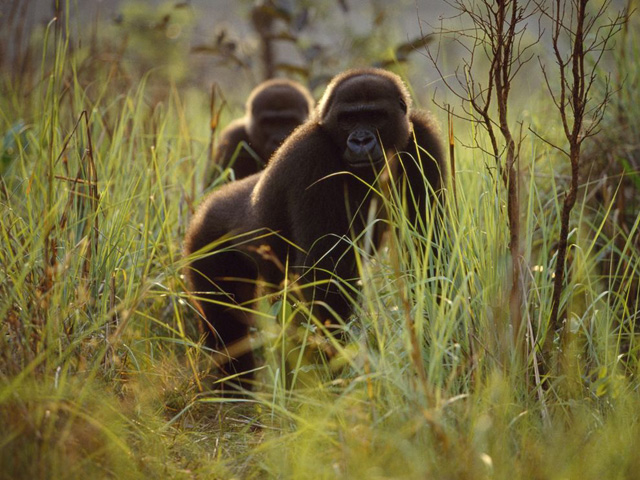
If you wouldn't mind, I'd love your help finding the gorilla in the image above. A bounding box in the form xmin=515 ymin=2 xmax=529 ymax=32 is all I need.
xmin=185 ymin=68 xmax=445 ymax=390
xmin=213 ymin=78 xmax=314 ymax=180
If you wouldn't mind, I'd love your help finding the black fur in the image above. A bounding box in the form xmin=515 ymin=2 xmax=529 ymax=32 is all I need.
xmin=185 ymin=68 xmax=445 ymax=390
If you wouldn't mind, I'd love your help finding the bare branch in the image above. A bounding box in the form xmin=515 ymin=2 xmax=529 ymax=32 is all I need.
xmin=537 ymin=0 xmax=626 ymax=356
xmin=428 ymin=0 xmax=544 ymax=364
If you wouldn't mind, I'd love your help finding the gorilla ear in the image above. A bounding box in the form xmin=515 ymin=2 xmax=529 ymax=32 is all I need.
xmin=399 ymin=98 xmax=408 ymax=114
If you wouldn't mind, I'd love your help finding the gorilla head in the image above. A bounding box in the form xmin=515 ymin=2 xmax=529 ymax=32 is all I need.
xmin=317 ymin=70 xmax=412 ymax=169
xmin=246 ymin=79 xmax=315 ymax=159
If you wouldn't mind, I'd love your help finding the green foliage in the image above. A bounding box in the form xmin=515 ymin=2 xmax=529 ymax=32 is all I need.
xmin=0 ymin=3 xmax=639 ymax=479
xmin=113 ymin=2 xmax=195 ymax=84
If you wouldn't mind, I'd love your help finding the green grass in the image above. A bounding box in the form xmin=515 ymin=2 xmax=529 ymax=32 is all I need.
xmin=1 ymin=7 xmax=640 ymax=480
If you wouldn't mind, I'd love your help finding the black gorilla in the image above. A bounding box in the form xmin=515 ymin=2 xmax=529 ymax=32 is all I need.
xmin=185 ymin=68 xmax=445 ymax=389
xmin=213 ymin=79 xmax=314 ymax=180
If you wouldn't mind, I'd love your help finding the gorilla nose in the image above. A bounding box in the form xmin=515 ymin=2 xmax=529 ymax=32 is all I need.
xmin=347 ymin=130 xmax=377 ymax=154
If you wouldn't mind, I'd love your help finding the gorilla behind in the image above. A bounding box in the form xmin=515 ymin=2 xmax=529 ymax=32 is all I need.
xmin=211 ymin=79 xmax=314 ymax=181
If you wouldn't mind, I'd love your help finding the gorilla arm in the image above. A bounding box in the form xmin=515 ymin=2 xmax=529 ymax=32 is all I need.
xmin=211 ymin=119 xmax=265 ymax=182
xmin=251 ymin=124 xmax=359 ymax=319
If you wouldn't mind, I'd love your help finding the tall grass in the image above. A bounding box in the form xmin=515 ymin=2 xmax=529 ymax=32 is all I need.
xmin=1 ymin=6 xmax=639 ymax=480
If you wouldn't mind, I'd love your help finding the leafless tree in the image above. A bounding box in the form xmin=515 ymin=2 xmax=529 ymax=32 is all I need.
xmin=538 ymin=0 xmax=624 ymax=350
xmin=428 ymin=0 xmax=542 ymax=357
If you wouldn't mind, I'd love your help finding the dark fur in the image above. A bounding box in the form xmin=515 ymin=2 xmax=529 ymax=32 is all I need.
xmin=212 ymin=79 xmax=314 ymax=180
xmin=185 ymin=68 xmax=445 ymax=390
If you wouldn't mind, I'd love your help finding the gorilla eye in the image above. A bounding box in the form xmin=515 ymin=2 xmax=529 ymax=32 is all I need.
xmin=337 ymin=112 xmax=358 ymax=128
xmin=399 ymin=99 xmax=407 ymax=113
xmin=370 ymin=110 xmax=389 ymax=127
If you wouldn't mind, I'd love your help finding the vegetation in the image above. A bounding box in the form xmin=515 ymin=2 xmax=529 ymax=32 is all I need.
xmin=0 ymin=1 xmax=638 ymax=478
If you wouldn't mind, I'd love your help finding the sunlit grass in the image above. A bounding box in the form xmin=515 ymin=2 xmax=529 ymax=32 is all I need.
xmin=1 ymin=7 xmax=640 ymax=480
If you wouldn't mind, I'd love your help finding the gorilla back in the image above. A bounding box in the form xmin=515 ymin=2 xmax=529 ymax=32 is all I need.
xmin=185 ymin=68 xmax=445 ymax=390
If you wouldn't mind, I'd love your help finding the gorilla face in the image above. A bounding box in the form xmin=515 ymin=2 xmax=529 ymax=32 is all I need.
xmin=251 ymin=109 xmax=307 ymax=157
xmin=247 ymin=81 xmax=313 ymax=159
xmin=319 ymin=73 xmax=412 ymax=169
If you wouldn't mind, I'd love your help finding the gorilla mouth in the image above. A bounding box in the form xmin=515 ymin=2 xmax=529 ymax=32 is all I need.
xmin=344 ymin=152 xmax=385 ymax=168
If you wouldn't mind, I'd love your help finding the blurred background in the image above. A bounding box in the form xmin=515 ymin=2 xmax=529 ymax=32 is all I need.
xmin=0 ymin=0 xmax=463 ymax=117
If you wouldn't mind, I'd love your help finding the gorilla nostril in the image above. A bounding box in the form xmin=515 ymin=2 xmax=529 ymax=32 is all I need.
xmin=362 ymin=136 xmax=376 ymax=149
xmin=345 ymin=129 xmax=383 ymax=165
xmin=348 ymin=130 xmax=377 ymax=151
